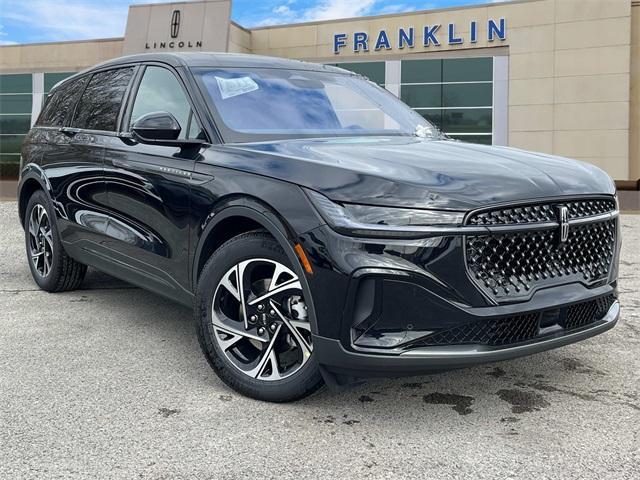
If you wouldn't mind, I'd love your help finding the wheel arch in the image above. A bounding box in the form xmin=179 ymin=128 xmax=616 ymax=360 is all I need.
xmin=18 ymin=166 xmax=52 ymax=227
xmin=192 ymin=201 xmax=319 ymax=334
xmin=193 ymin=203 xmax=300 ymax=287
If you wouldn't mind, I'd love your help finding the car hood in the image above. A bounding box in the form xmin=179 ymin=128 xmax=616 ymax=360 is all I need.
xmin=222 ymin=136 xmax=615 ymax=210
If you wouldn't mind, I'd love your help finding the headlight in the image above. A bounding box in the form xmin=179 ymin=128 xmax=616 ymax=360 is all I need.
xmin=304 ymin=189 xmax=464 ymax=239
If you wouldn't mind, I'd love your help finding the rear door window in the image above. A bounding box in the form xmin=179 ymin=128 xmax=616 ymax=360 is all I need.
xmin=37 ymin=76 xmax=88 ymax=127
xmin=71 ymin=67 xmax=134 ymax=132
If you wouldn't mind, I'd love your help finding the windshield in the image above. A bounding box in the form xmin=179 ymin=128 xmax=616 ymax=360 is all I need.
xmin=192 ymin=67 xmax=440 ymax=142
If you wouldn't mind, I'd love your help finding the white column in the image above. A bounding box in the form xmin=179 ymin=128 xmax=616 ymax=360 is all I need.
xmin=492 ymin=56 xmax=509 ymax=146
xmin=31 ymin=73 xmax=45 ymax=127
xmin=384 ymin=60 xmax=401 ymax=98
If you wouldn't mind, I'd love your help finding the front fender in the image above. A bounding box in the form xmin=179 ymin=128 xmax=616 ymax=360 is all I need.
xmin=192 ymin=200 xmax=320 ymax=335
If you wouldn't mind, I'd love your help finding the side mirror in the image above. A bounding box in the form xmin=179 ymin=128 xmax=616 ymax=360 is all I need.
xmin=131 ymin=111 xmax=182 ymax=142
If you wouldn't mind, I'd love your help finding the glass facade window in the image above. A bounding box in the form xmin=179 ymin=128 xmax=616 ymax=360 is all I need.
xmin=330 ymin=58 xmax=494 ymax=145
xmin=326 ymin=62 xmax=386 ymax=86
xmin=44 ymin=72 xmax=76 ymax=93
xmin=0 ymin=115 xmax=32 ymax=134
xmin=400 ymin=57 xmax=493 ymax=145
xmin=0 ymin=73 xmax=33 ymax=178
xmin=0 ymin=94 xmax=33 ymax=114
xmin=0 ymin=71 xmax=77 ymax=178
xmin=0 ymin=74 xmax=32 ymax=93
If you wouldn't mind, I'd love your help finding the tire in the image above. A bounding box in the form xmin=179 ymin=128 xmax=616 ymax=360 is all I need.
xmin=195 ymin=230 xmax=324 ymax=402
xmin=24 ymin=190 xmax=87 ymax=292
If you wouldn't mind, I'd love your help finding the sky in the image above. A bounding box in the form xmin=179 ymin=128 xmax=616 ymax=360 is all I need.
xmin=0 ymin=0 xmax=506 ymax=46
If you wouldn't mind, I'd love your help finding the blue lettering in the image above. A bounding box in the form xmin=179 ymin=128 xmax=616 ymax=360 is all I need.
xmin=448 ymin=23 xmax=463 ymax=44
xmin=333 ymin=33 xmax=347 ymax=54
xmin=354 ymin=32 xmax=369 ymax=52
xmin=399 ymin=27 xmax=415 ymax=49
xmin=470 ymin=21 xmax=477 ymax=43
xmin=488 ymin=18 xmax=506 ymax=41
xmin=423 ymin=25 xmax=441 ymax=47
xmin=375 ymin=30 xmax=391 ymax=50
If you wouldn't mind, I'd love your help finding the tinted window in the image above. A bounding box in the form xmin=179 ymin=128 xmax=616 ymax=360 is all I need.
xmin=326 ymin=62 xmax=385 ymax=86
xmin=44 ymin=72 xmax=76 ymax=93
xmin=71 ymin=68 xmax=134 ymax=131
xmin=1 ymin=115 xmax=31 ymax=133
xmin=0 ymin=73 xmax=32 ymax=93
xmin=401 ymin=57 xmax=494 ymax=145
xmin=38 ymin=76 xmax=88 ymax=127
xmin=130 ymin=66 xmax=201 ymax=140
xmin=0 ymin=95 xmax=32 ymax=114
xmin=442 ymin=58 xmax=493 ymax=82
xmin=442 ymin=83 xmax=492 ymax=108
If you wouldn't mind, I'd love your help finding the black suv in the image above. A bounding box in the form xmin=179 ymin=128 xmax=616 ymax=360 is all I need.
xmin=18 ymin=53 xmax=620 ymax=402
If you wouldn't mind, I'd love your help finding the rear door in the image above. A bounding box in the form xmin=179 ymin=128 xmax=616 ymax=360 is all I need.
xmin=35 ymin=68 xmax=137 ymax=248
xmin=102 ymin=64 xmax=208 ymax=302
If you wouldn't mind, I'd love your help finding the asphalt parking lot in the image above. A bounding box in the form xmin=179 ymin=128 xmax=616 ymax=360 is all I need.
xmin=1 ymin=201 xmax=638 ymax=479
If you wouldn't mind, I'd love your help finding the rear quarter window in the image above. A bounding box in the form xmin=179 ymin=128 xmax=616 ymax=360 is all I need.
xmin=71 ymin=67 xmax=134 ymax=132
xmin=37 ymin=76 xmax=88 ymax=127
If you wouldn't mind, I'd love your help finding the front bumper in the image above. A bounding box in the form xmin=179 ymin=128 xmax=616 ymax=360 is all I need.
xmin=314 ymin=300 xmax=619 ymax=378
xmin=299 ymin=223 xmax=621 ymax=379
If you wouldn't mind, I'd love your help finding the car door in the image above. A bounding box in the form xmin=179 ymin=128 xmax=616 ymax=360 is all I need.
xmin=37 ymin=69 xmax=135 ymax=250
xmin=102 ymin=64 xmax=207 ymax=303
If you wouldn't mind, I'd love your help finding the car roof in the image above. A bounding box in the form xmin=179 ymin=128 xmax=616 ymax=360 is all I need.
xmin=106 ymin=52 xmax=348 ymax=71
xmin=50 ymin=52 xmax=354 ymax=93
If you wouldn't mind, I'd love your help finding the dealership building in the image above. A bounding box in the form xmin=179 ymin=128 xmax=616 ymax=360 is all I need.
xmin=1 ymin=0 xmax=639 ymax=191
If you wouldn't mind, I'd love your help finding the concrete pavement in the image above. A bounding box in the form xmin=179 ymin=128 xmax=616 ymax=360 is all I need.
xmin=1 ymin=201 xmax=638 ymax=479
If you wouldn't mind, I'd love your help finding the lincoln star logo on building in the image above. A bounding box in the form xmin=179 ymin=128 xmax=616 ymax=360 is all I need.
xmin=170 ymin=10 xmax=181 ymax=39
xmin=333 ymin=18 xmax=507 ymax=54
xmin=145 ymin=9 xmax=202 ymax=50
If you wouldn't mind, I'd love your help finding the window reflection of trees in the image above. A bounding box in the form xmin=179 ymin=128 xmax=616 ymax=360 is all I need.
xmin=39 ymin=77 xmax=88 ymax=127
xmin=72 ymin=68 xmax=134 ymax=132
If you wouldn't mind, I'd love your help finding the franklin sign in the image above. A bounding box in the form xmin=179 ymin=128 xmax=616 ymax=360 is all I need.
xmin=333 ymin=18 xmax=506 ymax=54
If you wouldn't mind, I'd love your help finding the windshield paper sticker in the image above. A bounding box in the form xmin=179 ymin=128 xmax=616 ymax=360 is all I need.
xmin=216 ymin=76 xmax=259 ymax=100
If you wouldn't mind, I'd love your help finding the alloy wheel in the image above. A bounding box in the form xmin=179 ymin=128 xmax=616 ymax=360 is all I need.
xmin=28 ymin=204 xmax=54 ymax=277
xmin=211 ymin=258 xmax=313 ymax=381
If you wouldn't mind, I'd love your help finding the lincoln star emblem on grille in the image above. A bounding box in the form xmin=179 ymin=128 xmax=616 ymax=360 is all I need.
xmin=170 ymin=10 xmax=181 ymax=39
xmin=558 ymin=205 xmax=569 ymax=243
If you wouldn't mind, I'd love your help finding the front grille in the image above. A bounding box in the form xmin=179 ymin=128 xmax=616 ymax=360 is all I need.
xmin=411 ymin=294 xmax=615 ymax=349
xmin=468 ymin=198 xmax=617 ymax=226
xmin=564 ymin=295 xmax=616 ymax=331
xmin=465 ymin=198 xmax=617 ymax=301
xmin=417 ymin=313 xmax=540 ymax=347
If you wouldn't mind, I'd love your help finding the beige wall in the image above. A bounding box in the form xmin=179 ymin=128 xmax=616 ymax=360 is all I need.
xmin=0 ymin=38 xmax=124 ymax=73
xmin=509 ymin=0 xmax=632 ymax=181
xmin=630 ymin=2 xmax=640 ymax=181
xmin=250 ymin=0 xmax=635 ymax=180
xmin=228 ymin=22 xmax=252 ymax=54
xmin=0 ymin=0 xmax=636 ymax=181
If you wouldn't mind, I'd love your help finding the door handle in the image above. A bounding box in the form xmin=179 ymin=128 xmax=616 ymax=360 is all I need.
xmin=59 ymin=127 xmax=80 ymax=137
